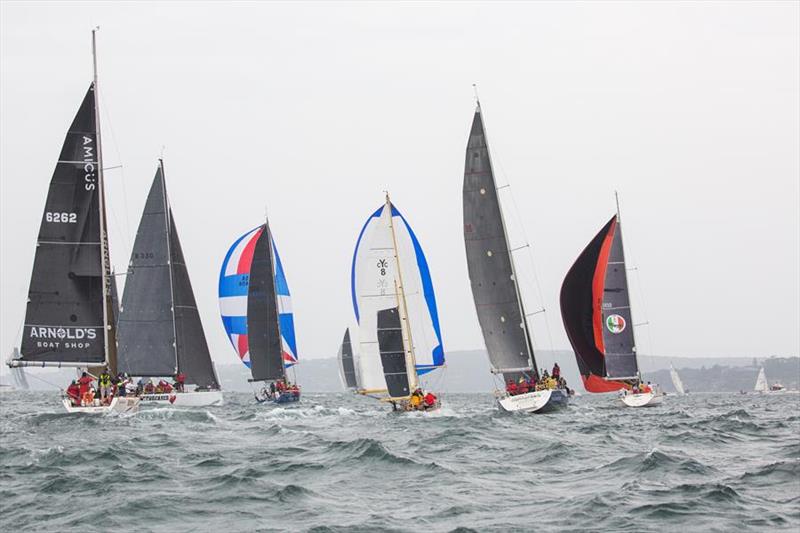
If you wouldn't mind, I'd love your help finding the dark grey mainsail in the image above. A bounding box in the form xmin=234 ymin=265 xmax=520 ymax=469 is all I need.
xmin=338 ymin=328 xmax=358 ymax=389
xmin=118 ymin=165 xmax=176 ymax=377
xmin=377 ymin=307 xmax=410 ymax=398
xmin=599 ymin=218 xmax=638 ymax=379
xmin=462 ymin=104 xmax=538 ymax=382
xmin=18 ymin=84 xmax=110 ymax=366
xmin=117 ymin=162 xmax=219 ymax=388
xmin=247 ymin=222 xmax=284 ymax=382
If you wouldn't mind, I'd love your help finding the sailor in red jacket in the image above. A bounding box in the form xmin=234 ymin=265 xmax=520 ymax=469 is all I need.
xmin=77 ymin=372 xmax=95 ymax=397
xmin=423 ymin=391 xmax=437 ymax=408
xmin=506 ymin=380 xmax=518 ymax=396
xmin=66 ymin=381 xmax=81 ymax=406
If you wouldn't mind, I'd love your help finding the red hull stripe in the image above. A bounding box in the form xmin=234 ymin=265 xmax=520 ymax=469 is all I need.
xmin=592 ymin=218 xmax=616 ymax=355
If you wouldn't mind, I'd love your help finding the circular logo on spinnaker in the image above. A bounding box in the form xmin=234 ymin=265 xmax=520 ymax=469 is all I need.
xmin=606 ymin=314 xmax=626 ymax=334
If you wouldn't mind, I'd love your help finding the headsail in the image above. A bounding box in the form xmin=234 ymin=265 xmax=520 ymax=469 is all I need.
xmin=118 ymin=162 xmax=218 ymax=388
xmin=560 ymin=216 xmax=638 ymax=392
xmin=219 ymin=222 xmax=296 ymax=381
xmin=754 ymin=367 xmax=768 ymax=392
xmin=351 ymin=198 xmax=444 ymax=397
xmin=670 ymin=365 xmax=685 ymax=395
xmin=17 ymin=85 xmax=110 ymax=367
xmin=462 ymin=105 xmax=538 ymax=383
xmin=338 ymin=328 xmax=359 ymax=390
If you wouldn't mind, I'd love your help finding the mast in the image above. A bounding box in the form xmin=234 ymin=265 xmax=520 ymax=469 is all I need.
xmin=613 ymin=191 xmax=639 ymax=378
xmin=479 ymin=102 xmax=537 ymax=377
xmin=385 ymin=193 xmax=419 ymax=393
xmin=93 ymin=27 xmax=116 ymax=375
xmin=264 ymin=217 xmax=286 ymax=382
xmin=160 ymin=159 xmax=179 ymax=374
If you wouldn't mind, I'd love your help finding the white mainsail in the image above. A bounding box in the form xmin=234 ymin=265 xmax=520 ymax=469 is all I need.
xmin=754 ymin=367 xmax=768 ymax=393
xmin=670 ymin=365 xmax=685 ymax=395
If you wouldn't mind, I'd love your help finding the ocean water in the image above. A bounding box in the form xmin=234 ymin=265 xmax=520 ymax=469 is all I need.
xmin=1 ymin=391 xmax=798 ymax=532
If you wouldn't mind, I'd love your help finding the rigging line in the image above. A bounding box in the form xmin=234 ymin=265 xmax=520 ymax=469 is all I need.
xmin=22 ymin=370 xmax=65 ymax=391
xmin=495 ymin=174 xmax=557 ymax=356
xmin=98 ymin=91 xmax=133 ymax=261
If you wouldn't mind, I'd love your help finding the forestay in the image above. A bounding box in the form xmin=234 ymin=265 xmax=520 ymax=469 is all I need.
xmin=351 ymin=199 xmax=444 ymax=395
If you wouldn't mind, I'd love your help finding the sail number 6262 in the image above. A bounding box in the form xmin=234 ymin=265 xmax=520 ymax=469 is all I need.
xmin=46 ymin=212 xmax=77 ymax=223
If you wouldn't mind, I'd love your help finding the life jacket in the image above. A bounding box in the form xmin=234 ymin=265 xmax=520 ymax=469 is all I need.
xmin=99 ymin=374 xmax=111 ymax=387
xmin=424 ymin=393 xmax=436 ymax=406
xmin=409 ymin=394 xmax=421 ymax=407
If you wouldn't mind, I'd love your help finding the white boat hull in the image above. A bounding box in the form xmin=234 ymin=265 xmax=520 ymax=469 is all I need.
xmin=497 ymin=389 xmax=569 ymax=413
xmin=62 ymin=396 xmax=140 ymax=414
xmin=620 ymin=391 xmax=665 ymax=408
xmin=138 ymin=390 xmax=224 ymax=407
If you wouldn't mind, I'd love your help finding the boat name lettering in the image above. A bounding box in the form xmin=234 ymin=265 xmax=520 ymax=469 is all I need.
xmin=29 ymin=327 xmax=97 ymax=340
xmin=83 ymin=136 xmax=96 ymax=191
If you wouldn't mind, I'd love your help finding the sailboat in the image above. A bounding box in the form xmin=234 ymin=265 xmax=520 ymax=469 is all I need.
xmin=462 ymin=103 xmax=568 ymax=413
xmin=219 ymin=220 xmax=300 ymax=404
xmin=560 ymin=195 xmax=664 ymax=408
xmin=753 ymin=367 xmax=769 ymax=393
xmin=351 ymin=194 xmax=445 ymax=411
xmin=5 ymin=31 xmax=139 ymax=414
xmin=117 ymin=160 xmax=223 ymax=407
xmin=670 ymin=364 xmax=686 ymax=395
xmin=337 ymin=328 xmax=360 ymax=391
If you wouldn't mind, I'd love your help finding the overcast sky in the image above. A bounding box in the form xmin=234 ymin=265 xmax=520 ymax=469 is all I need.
xmin=1 ymin=1 xmax=798 ymax=374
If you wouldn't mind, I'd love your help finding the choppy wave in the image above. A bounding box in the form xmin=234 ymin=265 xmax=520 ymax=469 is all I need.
xmin=0 ymin=391 xmax=798 ymax=532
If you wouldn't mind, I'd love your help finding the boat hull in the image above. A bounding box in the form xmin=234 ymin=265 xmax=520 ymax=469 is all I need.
xmin=497 ymin=389 xmax=570 ymax=414
xmin=273 ymin=391 xmax=300 ymax=404
xmin=138 ymin=390 xmax=224 ymax=407
xmin=620 ymin=391 xmax=664 ymax=408
xmin=62 ymin=396 xmax=140 ymax=414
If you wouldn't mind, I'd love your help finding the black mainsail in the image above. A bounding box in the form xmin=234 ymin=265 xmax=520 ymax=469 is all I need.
xmin=338 ymin=328 xmax=358 ymax=389
xmin=15 ymin=80 xmax=115 ymax=370
xmin=247 ymin=221 xmax=285 ymax=382
xmin=377 ymin=307 xmax=410 ymax=398
xmin=462 ymin=104 xmax=538 ymax=383
xmin=117 ymin=161 xmax=218 ymax=388
xmin=560 ymin=213 xmax=639 ymax=393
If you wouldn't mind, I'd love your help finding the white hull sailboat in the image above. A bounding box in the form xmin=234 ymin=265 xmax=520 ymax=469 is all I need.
xmin=619 ymin=389 xmax=665 ymax=408
xmin=62 ymin=396 xmax=140 ymax=414
xmin=497 ymin=389 xmax=570 ymax=414
xmin=561 ymin=193 xmax=663 ymax=408
xmin=462 ymin=103 xmax=569 ymax=413
xmin=116 ymin=160 xmax=223 ymax=407
xmin=6 ymin=31 xmax=129 ymax=414
xmin=138 ymin=390 xmax=223 ymax=407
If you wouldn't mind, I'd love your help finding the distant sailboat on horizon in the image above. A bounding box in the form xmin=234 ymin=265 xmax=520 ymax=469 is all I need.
xmin=337 ymin=328 xmax=360 ymax=391
xmin=670 ymin=365 xmax=686 ymax=395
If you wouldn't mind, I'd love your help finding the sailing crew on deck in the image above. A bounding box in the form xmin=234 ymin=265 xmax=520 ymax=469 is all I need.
xmin=423 ymin=391 xmax=437 ymax=409
xmin=552 ymin=363 xmax=561 ymax=379
xmin=506 ymin=380 xmax=518 ymax=396
xmin=174 ymin=372 xmax=186 ymax=393
xmin=77 ymin=372 xmax=95 ymax=400
xmin=98 ymin=370 xmax=113 ymax=402
xmin=66 ymin=380 xmax=80 ymax=406
xmin=517 ymin=378 xmax=529 ymax=395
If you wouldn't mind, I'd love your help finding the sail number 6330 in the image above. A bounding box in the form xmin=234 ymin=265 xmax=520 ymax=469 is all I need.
xmin=45 ymin=212 xmax=77 ymax=223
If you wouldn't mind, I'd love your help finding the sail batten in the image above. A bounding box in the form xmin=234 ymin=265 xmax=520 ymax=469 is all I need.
xmin=462 ymin=106 xmax=537 ymax=382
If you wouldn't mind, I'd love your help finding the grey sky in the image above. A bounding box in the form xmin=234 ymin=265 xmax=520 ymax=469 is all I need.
xmin=1 ymin=1 xmax=798 ymax=375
